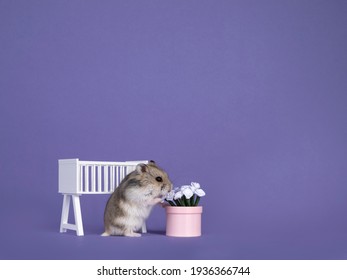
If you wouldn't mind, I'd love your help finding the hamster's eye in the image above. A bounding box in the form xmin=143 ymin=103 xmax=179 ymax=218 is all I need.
xmin=155 ymin=176 xmax=163 ymax=182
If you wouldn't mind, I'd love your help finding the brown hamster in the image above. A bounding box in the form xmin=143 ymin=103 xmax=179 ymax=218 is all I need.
xmin=102 ymin=160 xmax=172 ymax=237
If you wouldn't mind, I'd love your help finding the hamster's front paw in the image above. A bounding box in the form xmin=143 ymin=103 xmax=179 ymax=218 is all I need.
xmin=152 ymin=197 xmax=163 ymax=205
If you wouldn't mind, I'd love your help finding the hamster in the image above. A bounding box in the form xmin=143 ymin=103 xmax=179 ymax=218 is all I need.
xmin=102 ymin=160 xmax=172 ymax=237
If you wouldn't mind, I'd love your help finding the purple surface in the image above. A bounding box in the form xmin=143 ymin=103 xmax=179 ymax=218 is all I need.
xmin=1 ymin=0 xmax=347 ymax=259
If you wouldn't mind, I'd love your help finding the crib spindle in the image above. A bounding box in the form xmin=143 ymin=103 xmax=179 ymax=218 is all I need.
xmin=104 ymin=166 xmax=109 ymax=193
xmin=121 ymin=166 xmax=125 ymax=182
xmin=116 ymin=166 xmax=119 ymax=187
xmin=113 ymin=166 xmax=117 ymax=191
xmin=91 ymin=165 xmax=96 ymax=192
xmin=109 ymin=166 xmax=113 ymax=191
xmin=96 ymin=165 xmax=101 ymax=192
xmin=84 ymin=165 xmax=89 ymax=192
xmin=110 ymin=166 xmax=113 ymax=192
xmin=79 ymin=165 xmax=83 ymax=193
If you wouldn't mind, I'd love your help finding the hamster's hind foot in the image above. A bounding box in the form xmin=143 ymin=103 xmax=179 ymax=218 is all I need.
xmin=101 ymin=232 xmax=110 ymax=237
xmin=124 ymin=231 xmax=141 ymax=237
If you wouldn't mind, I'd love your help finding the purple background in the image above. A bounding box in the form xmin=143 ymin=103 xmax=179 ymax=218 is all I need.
xmin=1 ymin=0 xmax=347 ymax=260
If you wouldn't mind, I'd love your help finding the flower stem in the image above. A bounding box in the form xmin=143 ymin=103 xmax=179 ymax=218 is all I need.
xmin=168 ymin=201 xmax=175 ymax=206
xmin=174 ymin=199 xmax=181 ymax=206
xmin=190 ymin=195 xmax=195 ymax=206
xmin=185 ymin=197 xmax=191 ymax=206
xmin=194 ymin=196 xmax=200 ymax=206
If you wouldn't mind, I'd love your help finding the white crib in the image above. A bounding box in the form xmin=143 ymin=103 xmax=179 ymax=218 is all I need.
xmin=58 ymin=158 xmax=148 ymax=236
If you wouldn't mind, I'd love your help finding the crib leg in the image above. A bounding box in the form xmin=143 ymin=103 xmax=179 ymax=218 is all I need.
xmin=72 ymin=195 xmax=84 ymax=236
xmin=141 ymin=222 xmax=147 ymax=234
xmin=60 ymin=194 xmax=71 ymax=233
xmin=59 ymin=194 xmax=84 ymax=236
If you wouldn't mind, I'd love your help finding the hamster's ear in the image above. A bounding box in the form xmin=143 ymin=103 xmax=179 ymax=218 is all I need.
xmin=148 ymin=160 xmax=156 ymax=166
xmin=136 ymin=163 xmax=148 ymax=173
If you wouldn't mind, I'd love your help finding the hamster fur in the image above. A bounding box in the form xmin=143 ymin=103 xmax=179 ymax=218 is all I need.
xmin=102 ymin=160 xmax=172 ymax=237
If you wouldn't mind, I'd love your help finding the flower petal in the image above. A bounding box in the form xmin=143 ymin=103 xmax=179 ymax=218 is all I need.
xmin=194 ymin=188 xmax=206 ymax=197
xmin=182 ymin=187 xmax=194 ymax=199
xmin=174 ymin=191 xmax=183 ymax=200
xmin=180 ymin=185 xmax=191 ymax=190
xmin=166 ymin=190 xmax=176 ymax=201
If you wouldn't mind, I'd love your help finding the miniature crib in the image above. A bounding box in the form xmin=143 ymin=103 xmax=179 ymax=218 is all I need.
xmin=58 ymin=158 xmax=148 ymax=236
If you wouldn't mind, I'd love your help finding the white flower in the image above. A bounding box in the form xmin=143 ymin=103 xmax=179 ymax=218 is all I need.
xmin=165 ymin=182 xmax=206 ymax=204
xmin=194 ymin=188 xmax=206 ymax=197
xmin=165 ymin=190 xmax=176 ymax=201
xmin=174 ymin=190 xmax=183 ymax=200
xmin=191 ymin=182 xmax=206 ymax=197
xmin=174 ymin=185 xmax=192 ymax=200
xmin=181 ymin=185 xmax=194 ymax=199
xmin=191 ymin=182 xmax=200 ymax=191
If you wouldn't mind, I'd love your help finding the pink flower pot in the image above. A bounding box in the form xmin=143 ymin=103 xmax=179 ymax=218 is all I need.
xmin=165 ymin=206 xmax=203 ymax=237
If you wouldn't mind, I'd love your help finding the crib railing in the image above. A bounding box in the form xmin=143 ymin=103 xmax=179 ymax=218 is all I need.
xmin=80 ymin=162 xmax=141 ymax=193
xmin=80 ymin=163 xmax=124 ymax=194
xmin=58 ymin=158 xmax=148 ymax=236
